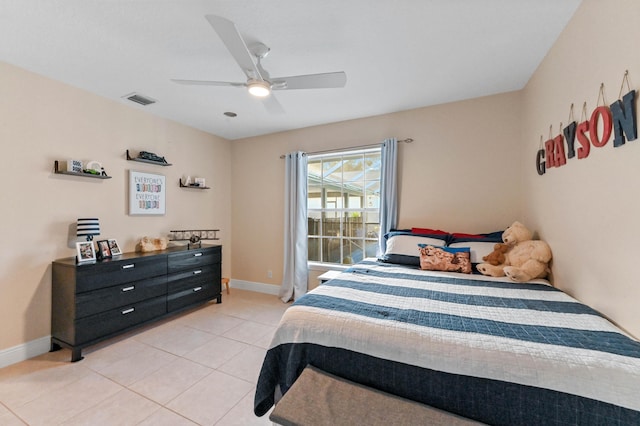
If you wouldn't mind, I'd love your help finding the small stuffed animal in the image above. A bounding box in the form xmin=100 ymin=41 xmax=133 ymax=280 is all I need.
xmin=137 ymin=236 xmax=169 ymax=252
xmin=476 ymin=221 xmax=552 ymax=282
xmin=482 ymin=243 xmax=509 ymax=266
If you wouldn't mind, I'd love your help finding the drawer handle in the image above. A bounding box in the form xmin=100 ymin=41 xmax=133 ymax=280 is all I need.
xmin=121 ymin=286 xmax=135 ymax=292
xmin=122 ymin=264 xmax=135 ymax=269
xmin=193 ymin=270 xmax=202 ymax=275
xmin=193 ymin=253 xmax=203 ymax=257
xmin=121 ymin=308 xmax=135 ymax=315
xmin=193 ymin=286 xmax=202 ymax=292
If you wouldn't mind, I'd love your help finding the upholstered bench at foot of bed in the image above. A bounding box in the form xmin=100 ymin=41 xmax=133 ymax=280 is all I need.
xmin=269 ymin=366 xmax=485 ymax=426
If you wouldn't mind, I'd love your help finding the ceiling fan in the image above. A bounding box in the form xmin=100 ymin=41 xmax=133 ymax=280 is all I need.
xmin=172 ymin=15 xmax=347 ymax=113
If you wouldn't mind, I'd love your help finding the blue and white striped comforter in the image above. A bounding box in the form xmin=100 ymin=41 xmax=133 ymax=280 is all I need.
xmin=255 ymin=260 xmax=640 ymax=425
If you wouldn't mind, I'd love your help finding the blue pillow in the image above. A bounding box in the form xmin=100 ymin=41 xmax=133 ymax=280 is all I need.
xmin=418 ymin=244 xmax=470 ymax=253
xmin=448 ymin=230 xmax=503 ymax=244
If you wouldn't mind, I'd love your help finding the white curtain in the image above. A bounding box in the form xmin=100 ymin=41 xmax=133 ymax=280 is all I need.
xmin=280 ymin=151 xmax=308 ymax=302
xmin=378 ymin=138 xmax=398 ymax=256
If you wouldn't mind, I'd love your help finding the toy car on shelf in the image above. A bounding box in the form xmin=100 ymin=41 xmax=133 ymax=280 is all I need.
xmin=138 ymin=151 xmax=168 ymax=164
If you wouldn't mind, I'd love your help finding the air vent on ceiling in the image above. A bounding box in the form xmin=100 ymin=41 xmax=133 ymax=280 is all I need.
xmin=122 ymin=92 xmax=156 ymax=106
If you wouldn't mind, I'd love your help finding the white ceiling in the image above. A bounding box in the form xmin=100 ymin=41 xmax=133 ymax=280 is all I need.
xmin=0 ymin=0 xmax=582 ymax=140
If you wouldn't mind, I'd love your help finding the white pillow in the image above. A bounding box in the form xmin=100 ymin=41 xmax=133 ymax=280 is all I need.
xmin=448 ymin=241 xmax=499 ymax=264
xmin=381 ymin=234 xmax=446 ymax=266
xmin=387 ymin=235 xmax=445 ymax=256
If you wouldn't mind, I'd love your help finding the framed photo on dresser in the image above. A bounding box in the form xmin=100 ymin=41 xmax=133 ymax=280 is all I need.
xmin=108 ymin=239 xmax=122 ymax=256
xmin=96 ymin=240 xmax=112 ymax=260
xmin=76 ymin=241 xmax=96 ymax=263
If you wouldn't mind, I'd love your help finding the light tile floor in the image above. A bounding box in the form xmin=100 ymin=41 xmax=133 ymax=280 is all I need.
xmin=0 ymin=289 xmax=289 ymax=425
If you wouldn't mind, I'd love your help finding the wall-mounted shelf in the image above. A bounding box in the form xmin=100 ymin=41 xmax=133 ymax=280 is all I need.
xmin=53 ymin=161 xmax=111 ymax=179
xmin=179 ymin=179 xmax=210 ymax=189
xmin=126 ymin=150 xmax=172 ymax=166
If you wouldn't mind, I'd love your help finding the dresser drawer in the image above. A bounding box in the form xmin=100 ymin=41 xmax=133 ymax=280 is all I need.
xmin=167 ymin=264 xmax=217 ymax=293
xmin=76 ymin=256 xmax=167 ymax=293
xmin=75 ymin=296 xmax=167 ymax=344
xmin=168 ymin=247 xmax=221 ymax=273
xmin=75 ymin=275 xmax=167 ymax=319
xmin=167 ymin=282 xmax=217 ymax=312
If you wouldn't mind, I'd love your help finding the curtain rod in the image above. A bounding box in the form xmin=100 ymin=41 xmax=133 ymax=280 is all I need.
xmin=279 ymin=138 xmax=413 ymax=159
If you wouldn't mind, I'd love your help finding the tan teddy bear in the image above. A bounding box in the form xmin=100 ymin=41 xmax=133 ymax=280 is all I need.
xmin=476 ymin=221 xmax=552 ymax=282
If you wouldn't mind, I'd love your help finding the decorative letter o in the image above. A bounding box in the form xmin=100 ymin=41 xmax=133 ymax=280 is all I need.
xmin=589 ymin=106 xmax=613 ymax=148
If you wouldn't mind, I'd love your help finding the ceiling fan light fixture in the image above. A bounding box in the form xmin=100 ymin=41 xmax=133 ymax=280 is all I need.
xmin=247 ymin=80 xmax=271 ymax=97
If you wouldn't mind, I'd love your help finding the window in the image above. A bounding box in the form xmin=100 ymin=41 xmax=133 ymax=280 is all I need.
xmin=307 ymin=148 xmax=381 ymax=265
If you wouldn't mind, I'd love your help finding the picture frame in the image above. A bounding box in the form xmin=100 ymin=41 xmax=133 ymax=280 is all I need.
xmin=108 ymin=239 xmax=122 ymax=256
xmin=129 ymin=170 xmax=166 ymax=215
xmin=96 ymin=240 xmax=112 ymax=260
xmin=76 ymin=241 xmax=96 ymax=263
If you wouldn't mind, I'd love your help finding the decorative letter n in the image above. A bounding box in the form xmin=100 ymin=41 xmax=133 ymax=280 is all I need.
xmin=610 ymin=90 xmax=637 ymax=147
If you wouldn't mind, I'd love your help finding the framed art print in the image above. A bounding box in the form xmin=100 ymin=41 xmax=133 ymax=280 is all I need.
xmin=76 ymin=241 xmax=96 ymax=263
xmin=129 ymin=170 xmax=166 ymax=215
xmin=108 ymin=239 xmax=122 ymax=256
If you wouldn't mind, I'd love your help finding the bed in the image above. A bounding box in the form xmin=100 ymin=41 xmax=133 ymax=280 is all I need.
xmin=255 ymin=250 xmax=640 ymax=425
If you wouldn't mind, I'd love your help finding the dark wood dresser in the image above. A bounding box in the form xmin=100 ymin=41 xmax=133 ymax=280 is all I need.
xmin=51 ymin=245 xmax=221 ymax=361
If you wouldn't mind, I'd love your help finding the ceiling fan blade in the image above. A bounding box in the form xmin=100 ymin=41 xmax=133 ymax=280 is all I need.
xmin=171 ymin=79 xmax=246 ymax=87
xmin=272 ymin=71 xmax=347 ymax=90
xmin=205 ymin=15 xmax=263 ymax=81
xmin=261 ymin=94 xmax=285 ymax=114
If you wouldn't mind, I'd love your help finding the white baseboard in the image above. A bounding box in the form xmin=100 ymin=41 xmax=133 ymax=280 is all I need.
xmin=0 ymin=335 xmax=51 ymax=369
xmin=230 ymin=279 xmax=280 ymax=296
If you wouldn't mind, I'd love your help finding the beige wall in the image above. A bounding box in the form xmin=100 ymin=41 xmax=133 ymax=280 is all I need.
xmin=0 ymin=62 xmax=232 ymax=352
xmin=231 ymin=92 xmax=523 ymax=288
xmin=521 ymin=0 xmax=640 ymax=337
